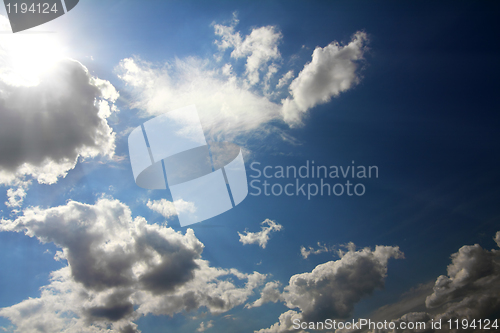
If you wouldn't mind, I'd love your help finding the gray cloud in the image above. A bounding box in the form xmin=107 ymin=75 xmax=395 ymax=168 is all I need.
xmin=0 ymin=198 xmax=267 ymax=332
xmin=300 ymin=241 xmax=336 ymax=259
xmin=426 ymin=241 xmax=500 ymax=310
xmin=340 ymin=231 xmax=500 ymax=333
xmin=0 ymin=59 xmax=118 ymax=185
xmin=256 ymin=245 xmax=404 ymax=332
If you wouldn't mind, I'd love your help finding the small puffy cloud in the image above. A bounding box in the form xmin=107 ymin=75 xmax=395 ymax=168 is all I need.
xmin=146 ymin=198 xmax=196 ymax=219
xmin=5 ymin=180 xmax=30 ymax=208
xmin=238 ymin=219 xmax=283 ymax=249
xmin=197 ymin=320 xmax=214 ymax=332
xmin=424 ymin=234 xmax=500 ymax=319
xmin=495 ymin=231 xmax=500 ymax=248
xmin=245 ymin=281 xmax=283 ymax=309
xmin=0 ymin=198 xmax=267 ymax=332
xmin=282 ymin=31 xmax=368 ymax=125
xmin=257 ymin=245 xmax=403 ymax=332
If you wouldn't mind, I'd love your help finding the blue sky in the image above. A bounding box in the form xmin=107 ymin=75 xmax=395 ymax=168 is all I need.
xmin=0 ymin=1 xmax=499 ymax=332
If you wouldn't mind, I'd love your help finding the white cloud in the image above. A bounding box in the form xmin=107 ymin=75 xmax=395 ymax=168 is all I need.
xmin=257 ymin=245 xmax=403 ymax=332
xmin=282 ymin=31 xmax=368 ymax=125
xmin=197 ymin=320 xmax=214 ymax=332
xmin=214 ymin=15 xmax=282 ymax=86
xmin=495 ymin=231 xmax=500 ymax=248
xmin=146 ymin=198 xmax=196 ymax=219
xmin=425 ymin=235 xmax=500 ymax=312
xmin=117 ymin=56 xmax=281 ymax=142
xmin=118 ymin=16 xmax=367 ymax=144
xmin=0 ymin=198 xmax=267 ymax=332
xmin=238 ymin=219 xmax=283 ymax=249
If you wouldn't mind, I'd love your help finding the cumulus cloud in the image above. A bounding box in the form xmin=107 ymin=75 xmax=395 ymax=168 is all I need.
xmin=282 ymin=31 xmax=368 ymax=125
xmin=0 ymin=14 xmax=119 ymax=189
xmin=257 ymin=310 xmax=304 ymax=333
xmin=146 ymin=198 xmax=196 ymax=219
xmin=0 ymin=198 xmax=267 ymax=332
xmin=0 ymin=59 xmax=118 ymax=185
xmin=238 ymin=219 xmax=283 ymax=249
xmin=349 ymin=231 xmax=500 ymax=333
xmin=257 ymin=245 xmax=403 ymax=332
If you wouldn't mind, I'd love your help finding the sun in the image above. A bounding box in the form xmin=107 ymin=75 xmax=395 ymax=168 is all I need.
xmin=0 ymin=16 xmax=66 ymax=86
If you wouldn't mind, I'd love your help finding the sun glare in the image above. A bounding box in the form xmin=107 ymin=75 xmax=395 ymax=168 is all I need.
xmin=0 ymin=16 xmax=66 ymax=86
